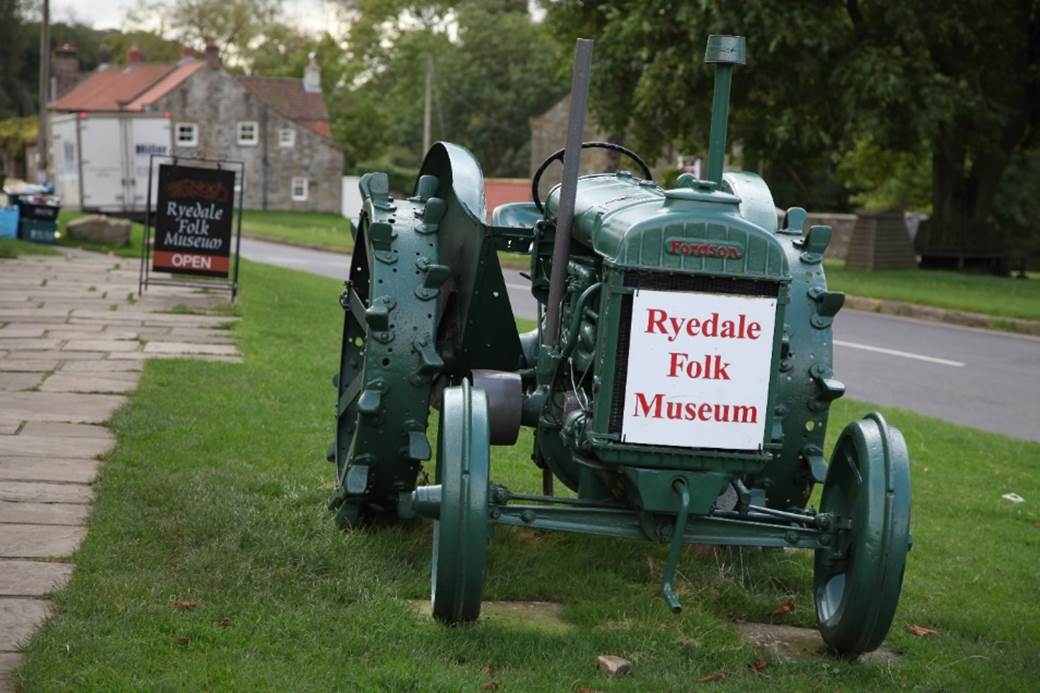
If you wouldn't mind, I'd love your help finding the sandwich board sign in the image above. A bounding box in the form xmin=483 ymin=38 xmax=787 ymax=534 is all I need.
xmin=139 ymin=156 xmax=244 ymax=301
xmin=153 ymin=164 xmax=235 ymax=277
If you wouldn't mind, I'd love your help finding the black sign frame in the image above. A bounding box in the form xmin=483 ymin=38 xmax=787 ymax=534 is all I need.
xmin=138 ymin=154 xmax=245 ymax=301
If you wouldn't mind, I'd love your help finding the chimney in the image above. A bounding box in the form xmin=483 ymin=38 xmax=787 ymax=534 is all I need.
xmin=127 ymin=45 xmax=145 ymax=65
xmin=204 ymin=38 xmax=221 ymax=69
xmin=51 ymin=43 xmax=81 ymax=100
xmin=303 ymin=51 xmax=321 ymax=93
xmin=178 ymin=46 xmax=197 ymax=65
xmin=97 ymin=46 xmax=112 ymax=70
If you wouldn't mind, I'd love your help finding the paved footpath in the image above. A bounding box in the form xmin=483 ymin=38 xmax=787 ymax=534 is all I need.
xmin=0 ymin=250 xmax=241 ymax=691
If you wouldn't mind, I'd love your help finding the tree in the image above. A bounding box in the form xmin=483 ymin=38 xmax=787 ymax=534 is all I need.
xmin=546 ymin=0 xmax=1040 ymax=269
xmin=334 ymin=0 xmax=563 ymax=184
xmin=129 ymin=0 xmax=279 ymax=66
xmin=0 ymin=0 xmax=32 ymax=118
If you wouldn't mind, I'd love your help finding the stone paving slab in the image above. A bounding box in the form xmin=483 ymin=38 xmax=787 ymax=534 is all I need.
xmin=39 ymin=373 xmax=140 ymax=394
xmin=58 ymin=359 xmax=143 ymax=373
xmin=0 ymin=526 xmax=87 ymax=558
xmin=0 ymin=326 xmax=45 ymax=338
xmin=0 ymin=339 xmax=64 ymax=351
xmin=0 ymin=309 xmax=71 ymax=322
xmin=0 ymin=458 xmax=100 ymax=484
xmin=0 ymin=599 xmax=52 ymax=650
xmin=0 ymin=502 xmax=88 ymax=525
xmin=0 ymin=434 xmax=112 ymax=458
xmin=62 ymin=339 xmax=142 ymax=353
xmin=47 ymin=329 xmax=139 ymax=340
xmin=0 ymin=482 xmax=93 ymax=504
xmin=3 ymin=350 xmax=109 ymax=361
xmin=0 ymin=360 xmax=60 ymax=373
xmin=19 ymin=423 xmax=115 ymax=439
xmin=0 ymin=373 xmax=43 ymax=391
xmin=1 ymin=392 xmax=126 ymax=424
xmin=0 ymin=560 xmax=74 ymax=596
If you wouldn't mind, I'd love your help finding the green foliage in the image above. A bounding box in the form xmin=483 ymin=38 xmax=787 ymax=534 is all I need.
xmin=546 ymin=0 xmax=1039 ymax=256
xmin=836 ymin=138 xmax=932 ymax=212
xmin=994 ymin=147 xmax=1040 ymax=268
xmin=0 ymin=115 xmax=37 ymax=158
xmin=128 ymin=0 xmax=280 ymax=65
xmin=335 ymin=0 xmax=564 ymax=179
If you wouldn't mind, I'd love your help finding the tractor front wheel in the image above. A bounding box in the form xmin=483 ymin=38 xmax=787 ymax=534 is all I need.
xmin=431 ymin=379 xmax=491 ymax=624
xmin=814 ymin=412 xmax=911 ymax=657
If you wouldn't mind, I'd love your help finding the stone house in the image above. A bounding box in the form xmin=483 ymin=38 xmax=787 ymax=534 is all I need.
xmin=49 ymin=42 xmax=343 ymax=213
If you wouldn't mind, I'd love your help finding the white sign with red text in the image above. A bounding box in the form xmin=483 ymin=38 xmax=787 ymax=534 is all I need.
xmin=621 ymin=289 xmax=777 ymax=450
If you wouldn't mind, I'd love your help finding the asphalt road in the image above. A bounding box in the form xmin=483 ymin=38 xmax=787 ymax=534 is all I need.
xmin=240 ymin=236 xmax=1040 ymax=442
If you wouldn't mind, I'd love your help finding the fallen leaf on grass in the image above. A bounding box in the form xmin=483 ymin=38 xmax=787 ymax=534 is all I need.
xmin=696 ymin=670 xmax=727 ymax=683
xmin=768 ymin=600 xmax=795 ymax=618
xmin=676 ymin=636 xmax=701 ymax=650
xmin=480 ymin=682 xmax=498 ymax=691
xmin=909 ymin=624 xmax=940 ymax=638
xmin=94 ymin=452 xmax=107 ymax=462
xmin=219 ymin=617 xmax=232 ymax=628
xmin=175 ymin=635 xmax=189 ymax=646
xmin=481 ymin=662 xmax=494 ymax=675
xmin=749 ymin=659 xmax=769 ymax=674
xmin=171 ymin=600 xmax=198 ymax=610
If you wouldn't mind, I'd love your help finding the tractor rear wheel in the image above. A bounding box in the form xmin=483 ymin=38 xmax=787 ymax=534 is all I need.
xmin=329 ymin=173 xmax=449 ymax=526
xmin=814 ymin=412 xmax=911 ymax=657
xmin=431 ymin=379 xmax=491 ymax=624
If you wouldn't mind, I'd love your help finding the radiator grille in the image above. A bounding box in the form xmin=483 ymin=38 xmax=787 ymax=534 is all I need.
xmin=607 ymin=272 xmax=779 ymax=434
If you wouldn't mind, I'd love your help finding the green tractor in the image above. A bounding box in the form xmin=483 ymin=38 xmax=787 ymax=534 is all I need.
xmin=326 ymin=35 xmax=911 ymax=657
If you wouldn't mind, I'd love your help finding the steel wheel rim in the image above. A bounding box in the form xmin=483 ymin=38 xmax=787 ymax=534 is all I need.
xmin=431 ymin=380 xmax=490 ymax=624
xmin=814 ymin=413 xmax=911 ymax=656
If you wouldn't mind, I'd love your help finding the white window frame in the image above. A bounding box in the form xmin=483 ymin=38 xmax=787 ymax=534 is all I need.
xmin=278 ymin=127 xmax=296 ymax=148
xmin=175 ymin=122 xmax=198 ymax=147
xmin=237 ymin=121 xmax=259 ymax=146
xmin=291 ymin=177 xmax=309 ymax=201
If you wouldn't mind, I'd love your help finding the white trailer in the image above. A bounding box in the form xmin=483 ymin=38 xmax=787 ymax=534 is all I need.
xmin=50 ymin=112 xmax=172 ymax=215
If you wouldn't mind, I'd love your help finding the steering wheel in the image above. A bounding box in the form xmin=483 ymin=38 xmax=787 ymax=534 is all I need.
xmin=531 ymin=141 xmax=653 ymax=214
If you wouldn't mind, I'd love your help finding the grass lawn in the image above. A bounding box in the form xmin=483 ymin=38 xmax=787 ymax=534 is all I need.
xmin=15 ymin=260 xmax=1040 ymax=690
xmin=0 ymin=237 xmax=61 ymax=258
xmin=240 ymin=209 xmax=353 ymax=252
xmin=824 ymin=260 xmax=1040 ymax=322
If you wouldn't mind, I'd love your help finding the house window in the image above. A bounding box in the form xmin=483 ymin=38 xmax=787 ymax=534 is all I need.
xmin=175 ymin=122 xmax=198 ymax=147
xmin=291 ymin=177 xmax=308 ymax=201
xmin=237 ymin=121 xmax=258 ymax=146
xmin=279 ymin=128 xmax=295 ymax=148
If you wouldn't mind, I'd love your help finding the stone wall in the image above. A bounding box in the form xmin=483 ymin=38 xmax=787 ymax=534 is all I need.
xmin=152 ymin=68 xmax=343 ymax=213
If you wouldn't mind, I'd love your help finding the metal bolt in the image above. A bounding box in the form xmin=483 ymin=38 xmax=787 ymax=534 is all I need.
xmin=520 ymin=509 xmax=536 ymax=523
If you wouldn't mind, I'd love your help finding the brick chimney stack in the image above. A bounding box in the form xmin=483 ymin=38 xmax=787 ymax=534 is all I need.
xmin=204 ymin=38 xmax=221 ymax=69
xmin=51 ymin=42 xmax=81 ymax=100
xmin=127 ymin=45 xmax=145 ymax=64
xmin=303 ymin=51 xmax=321 ymax=93
xmin=178 ymin=46 xmax=198 ymax=65
xmin=97 ymin=46 xmax=112 ymax=71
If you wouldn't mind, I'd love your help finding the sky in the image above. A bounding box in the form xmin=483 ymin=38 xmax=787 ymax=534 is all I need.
xmin=51 ymin=0 xmax=342 ymax=36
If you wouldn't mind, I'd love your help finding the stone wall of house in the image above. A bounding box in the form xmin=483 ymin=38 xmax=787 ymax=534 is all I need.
xmin=152 ymin=67 xmax=343 ymax=213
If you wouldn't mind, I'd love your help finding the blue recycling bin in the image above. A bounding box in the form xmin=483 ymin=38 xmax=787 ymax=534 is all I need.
xmin=0 ymin=205 xmax=18 ymax=239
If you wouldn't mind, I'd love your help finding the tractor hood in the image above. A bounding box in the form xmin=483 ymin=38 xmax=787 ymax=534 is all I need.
xmin=545 ymin=172 xmax=789 ymax=281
